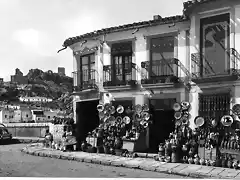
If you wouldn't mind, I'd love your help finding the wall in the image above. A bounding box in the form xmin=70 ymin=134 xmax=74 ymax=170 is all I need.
xmin=0 ymin=110 xmax=15 ymax=123
xmin=72 ymin=21 xmax=190 ymax=87
xmin=4 ymin=123 xmax=50 ymax=138
xmin=21 ymin=109 xmax=33 ymax=122
xmin=44 ymin=111 xmax=57 ymax=121
xmin=13 ymin=109 xmax=22 ymax=122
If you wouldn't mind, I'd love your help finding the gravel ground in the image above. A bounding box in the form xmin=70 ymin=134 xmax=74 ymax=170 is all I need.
xmin=0 ymin=143 xmax=191 ymax=178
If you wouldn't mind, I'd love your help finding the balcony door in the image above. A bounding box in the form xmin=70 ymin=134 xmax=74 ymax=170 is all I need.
xmin=200 ymin=13 xmax=230 ymax=76
xmin=80 ymin=54 xmax=95 ymax=86
xmin=150 ymin=36 xmax=175 ymax=77
xmin=111 ymin=42 xmax=132 ymax=84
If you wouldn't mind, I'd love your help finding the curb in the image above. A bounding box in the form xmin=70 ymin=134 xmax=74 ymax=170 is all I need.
xmin=12 ymin=138 xmax=44 ymax=144
xmin=21 ymin=147 xmax=221 ymax=179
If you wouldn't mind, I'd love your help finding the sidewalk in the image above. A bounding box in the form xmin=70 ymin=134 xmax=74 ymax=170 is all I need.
xmin=12 ymin=137 xmax=44 ymax=144
xmin=21 ymin=143 xmax=240 ymax=179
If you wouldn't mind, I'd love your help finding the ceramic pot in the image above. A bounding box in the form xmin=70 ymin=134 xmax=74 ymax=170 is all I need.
xmin=171 ymin=150 xmax=179 ymax=163
xmin=200 ymin=158 xmax=205 ymax=165
xmin=114 ymin=137 xmax=123 ymax=149
xmin=215 ymin=158 xmax=222 ymax=167
xmin=194 ymin=157 xmax=200 ymax=165
xmin=222 ymin=158 xmax=227 ymax=168
xmin=103 ymin=146 xmax=111 ymax=154
xmin=81 ymin=142 xmax=87 ymax=152
xmin=233 ymin=161 xmax=239 ymax=169
xmin=205 ymin=160 xmax=210 ymax=166
xmin=182 ymin=156 xmax=188 ymax=163
xmin=227 ymin=159 xmax=233 ymax=168
xmin=210 ymin=160 xmax=216 ymax=167
xmin=188 ymin=157 xmax=194 ymax=164
xmin=165 ymin=156 xmax=171 ymax=163
xmin=159 ymin=144 xmax=165 ymax=156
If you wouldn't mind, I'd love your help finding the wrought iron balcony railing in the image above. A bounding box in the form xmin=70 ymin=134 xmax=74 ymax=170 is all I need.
xmin=141 ymin=59 xmax=179 ymax=84
xmin=103 ymin=63 xmax=136 ymax=87
xmin=72 ymin=69 xmax=98 ymax=91
xmin=191 ymin=49 xmax=240 ymax=78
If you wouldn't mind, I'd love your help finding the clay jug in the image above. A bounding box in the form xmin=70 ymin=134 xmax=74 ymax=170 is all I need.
xmin=215 ymin=157 xmax=222 ymax=167
xmin=227 ymin=159 xmax=233 ymax=168
xmin=171 ymin=146 xmax=179 ymax=163
xmin=158 ymin=144 xmax=165 ymax=156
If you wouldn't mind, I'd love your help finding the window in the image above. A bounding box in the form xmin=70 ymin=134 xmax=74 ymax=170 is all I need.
xmin=80 ymin=54 xmax=95 ymax=85
xmin=26 ymin=114 xmax=28 ymax=118
xmin=111 ymin=42 xmax=132 ymax=82
xmin=4 ymin=115 xmax=7 ymax=118
xmin=48 ymin=116 xmax=50 ymax=119
xmin=200 ymin=13 xmax=230 ymax=76
xmin=150 ymin=36 xmax=175 ymax=76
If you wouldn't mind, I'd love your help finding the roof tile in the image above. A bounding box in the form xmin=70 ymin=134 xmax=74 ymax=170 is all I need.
xmin=63 ymin=15 xmax=188 ymax=47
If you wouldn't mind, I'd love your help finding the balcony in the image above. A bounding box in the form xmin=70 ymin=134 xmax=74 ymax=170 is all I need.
xmin=141 ymin=59 xmax=179 ymax=84
xmin=72 ymin=69 xmax=98 ymax=92
xmin=103 ymin=63 xmax=136 ymax=87
xmin=191 ymin=50 xmax=240 ymax=83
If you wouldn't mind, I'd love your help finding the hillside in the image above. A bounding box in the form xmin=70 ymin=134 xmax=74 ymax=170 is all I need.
xmin=0 ymin=68 xmax=73 ymax=111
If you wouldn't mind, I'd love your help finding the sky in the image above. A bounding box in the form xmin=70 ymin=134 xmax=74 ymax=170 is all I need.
xmin=0 ymin=0 xmax=185 ymax=81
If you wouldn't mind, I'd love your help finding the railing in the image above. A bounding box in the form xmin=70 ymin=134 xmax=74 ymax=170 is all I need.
xmin=191 ymin=49 xmax=240 ymax=78
xmin=72 ymin=69 xmax=98 ymax=91
xmin=141 ymin=59 xmax=178 ymax=84
xmin=103 ymin=63 xmax=136 ymax=86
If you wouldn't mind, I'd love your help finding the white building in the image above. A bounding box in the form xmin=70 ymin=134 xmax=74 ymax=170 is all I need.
xmin=0 ymin=108 xmax=14 ymax=123
xmin=19 ymin=96 xmax=53 ymax=103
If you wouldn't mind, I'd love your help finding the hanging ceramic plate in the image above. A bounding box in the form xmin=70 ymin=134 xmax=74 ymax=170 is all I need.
xmin=173 ymin=102 xmax=181 ymax=111
xmin=135 ymin=104 xmax=142 ymax=114
xmin=141 ymin=111 xmax=150 ymax=121
xmin=110 ymin=106 xmax=116 ymax=114
xmin=210 ymin=118 xmax=218 ymax=127
xmin=142 ymin=104 xmax=149 ymax=112
xmin=221 ymin=115 xmax=234 ymax=127
xmin=194 ymin=116 xmax=205 ymax=127
xmin=181 ymin=101 xmax=190 ymax=111
xmin=116 ymin=105 xmax=124 ymax=114
xmin=232 ymin=104 xmax=240 ymax=115
xmin=123 ymin=116 xmax=131 ymax=124
xmin=174 ymin=111 xmax=182 ymax=120
xmin=133 ymin=113 xmax=142 ymax=121
xmin=115 ymin=116 xmax=122 ymax=123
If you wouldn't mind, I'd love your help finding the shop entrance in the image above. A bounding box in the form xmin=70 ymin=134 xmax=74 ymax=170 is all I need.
xmin=148 ymin=99 xmax=175 ymax=153
xmin=75 ymin=100 xmax=99 ymax=146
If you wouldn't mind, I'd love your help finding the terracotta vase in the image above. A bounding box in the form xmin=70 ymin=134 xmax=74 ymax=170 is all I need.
xmin=222 ymin=158 xmax=227 ymax=168
xmin=188 ymin=157 xmax=194 ymax=164
xmin=227 ymin=159 xmax=233 ymax=168
xmin=158 ymin=144 xmax=165 ymax=157
xmin=182 ymin=156 xmax=188 ymax=163
xmin=200 ymin=158 xmax=205 ymax=165
xmin=233 ymin=161 xmax=239 ymax=169
xmin=215 ymin=158 xmax=222 ymax=167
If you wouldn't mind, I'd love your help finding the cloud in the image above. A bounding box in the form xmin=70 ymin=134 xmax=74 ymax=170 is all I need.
xmin=12 ymin=28 xmax=39 ymax=49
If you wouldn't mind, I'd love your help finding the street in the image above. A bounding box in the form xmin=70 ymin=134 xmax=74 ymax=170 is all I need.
xmin=0 ymin=143 xmax=191 ymax=178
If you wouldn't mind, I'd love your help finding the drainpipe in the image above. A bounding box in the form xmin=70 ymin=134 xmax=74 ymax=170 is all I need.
xmin=57 ymin=47 xmax=67 ymax=53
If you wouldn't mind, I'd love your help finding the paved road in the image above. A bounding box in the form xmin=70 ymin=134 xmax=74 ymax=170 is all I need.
xmin=0 ymin=144 xmax=191 ymax=178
